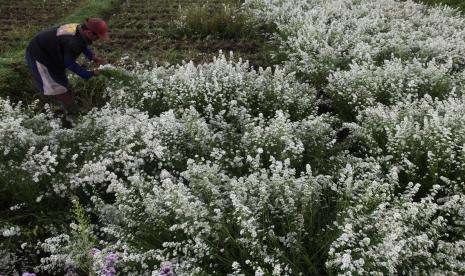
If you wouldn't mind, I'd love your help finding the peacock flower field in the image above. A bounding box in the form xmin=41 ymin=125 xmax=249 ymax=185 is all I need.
xmin=2 ymin=0 xmax=465 ymax=275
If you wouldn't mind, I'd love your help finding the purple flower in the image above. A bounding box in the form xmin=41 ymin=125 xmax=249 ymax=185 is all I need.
xmin=92 ymin=248 xmax=102 ymax=255
xmin=159 ymin=262 xmax=174 ymax=276
xmin=21 ymin=273 xmax=36 ymax=276
xmin=105 ymin=253 xmax=117 ymax=264
xmin=101 ymin=253 xmax=117 ymax=276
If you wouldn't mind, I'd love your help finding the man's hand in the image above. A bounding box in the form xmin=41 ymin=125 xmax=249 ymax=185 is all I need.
xmin=92 ymin=56 xmax=107 ymax=66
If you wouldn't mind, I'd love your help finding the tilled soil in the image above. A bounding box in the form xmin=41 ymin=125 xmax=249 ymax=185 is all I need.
xmin=96 ymin=0 xmax=271 ymax=67
xmin=0 ymin=0 xmax=84 ymax=53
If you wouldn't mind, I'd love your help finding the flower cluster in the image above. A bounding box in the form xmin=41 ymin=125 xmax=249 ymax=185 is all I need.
xmin=326 ymin=57 xmax=462 ymax=118
xmin=348 ymin=95 xmax=465 ymax=191
xmin=328 ymin=179 xmax=465 ymax=275
xmin=28 ymin=53 xmax=336 ymax=274
xmin=110 ymin=53 xmax=315 ymax=119
xmin=244 ymin=0 xmax=465 ymax=274
xmin=246 ymin=0 xmax=465 ymax=78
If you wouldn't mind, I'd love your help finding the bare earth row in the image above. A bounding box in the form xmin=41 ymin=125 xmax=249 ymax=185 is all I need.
xmin=0 ymin=0 xmax=84 ymax=53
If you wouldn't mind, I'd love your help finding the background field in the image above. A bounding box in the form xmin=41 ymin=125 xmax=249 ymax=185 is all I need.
xmin=0 ymin=0 xmax=461 ymax=103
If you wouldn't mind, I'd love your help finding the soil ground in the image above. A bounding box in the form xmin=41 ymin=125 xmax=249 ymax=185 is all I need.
xmin=0 ymin=0 xmax=85 ymax=53
xmin=95 ymin=0 xmax=273 ymax=67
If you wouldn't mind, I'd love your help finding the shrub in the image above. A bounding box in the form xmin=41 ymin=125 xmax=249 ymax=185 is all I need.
xmin=326 ymin=57 xmax=461 ymax=120
xmin=173 ymin=0 xmax=256 ymax=39
xmin=347 ymin=95 xmax=465 ymax=194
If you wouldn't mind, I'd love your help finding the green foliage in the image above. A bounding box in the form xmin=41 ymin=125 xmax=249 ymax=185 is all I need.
xmin=174 ymin=0 xmax=257 ymax=39
xmin=417 ymin=0 xmax=465 ymax=12
xmin=99 ymin=66 xmax=135 ymax=86
xmin=59 ymin=0 xmax=122 ymax=24
xmin=69 ymin=196 xmax=97 ymax=274
xmin=0 ymin=51 xmax=39 ymax=102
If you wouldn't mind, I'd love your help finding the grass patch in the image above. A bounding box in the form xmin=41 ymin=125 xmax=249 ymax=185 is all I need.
xmin=173 ymin=0 xmax=256 ymax=39
xmin=417 ymin=0 xmax=465 ymax=11
xmin=59 ymin=0 xmax=121 ymax=24
xmin=0 ymin=50 xmax=39 ymax=103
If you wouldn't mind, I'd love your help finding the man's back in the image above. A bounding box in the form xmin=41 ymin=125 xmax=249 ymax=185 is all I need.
xmin=27 ymin=24 xmax=87 ymax=72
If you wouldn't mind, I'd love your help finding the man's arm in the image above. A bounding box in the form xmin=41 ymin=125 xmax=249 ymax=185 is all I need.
xmin=63 ymin=41 xmax=99 ymax=79
xmin=83 ymin=47 xmax=94 ymax=61
xmin=84 ymin=47 xmax=107 ymax=65
xmin=64 ymin=56 xmax=95 ymax=80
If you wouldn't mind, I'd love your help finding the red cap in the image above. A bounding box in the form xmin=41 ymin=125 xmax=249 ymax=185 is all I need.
xmin=85 ymin=18 xmax=109 ymax=41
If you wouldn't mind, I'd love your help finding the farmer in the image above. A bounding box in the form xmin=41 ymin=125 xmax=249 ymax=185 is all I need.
xmin=25 ymin=18 xmax=109 ymax=125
